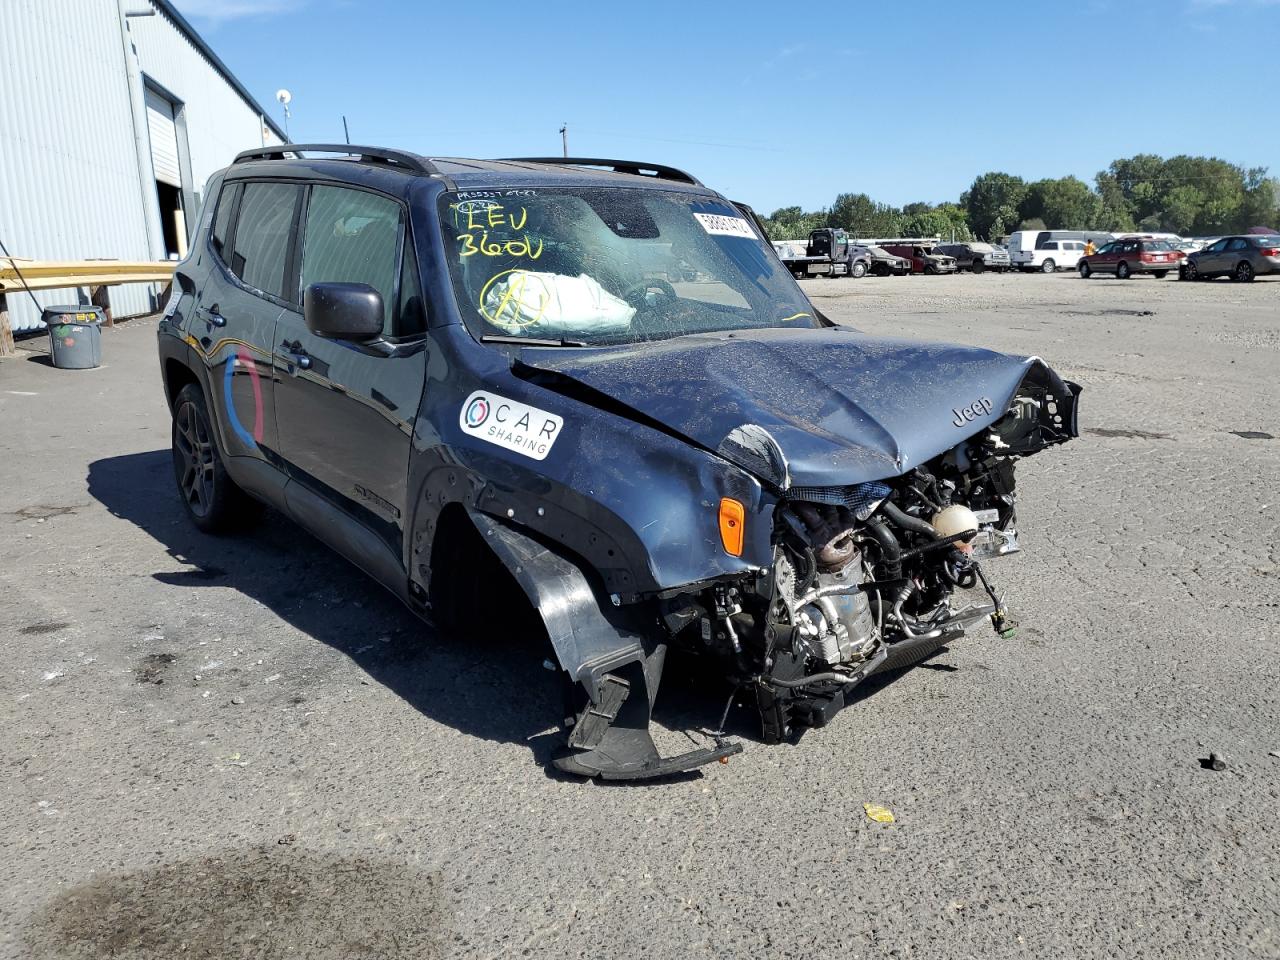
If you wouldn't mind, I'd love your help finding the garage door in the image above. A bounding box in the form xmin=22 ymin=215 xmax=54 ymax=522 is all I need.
xmin=144 ymin=87 xmax=181 ymax=187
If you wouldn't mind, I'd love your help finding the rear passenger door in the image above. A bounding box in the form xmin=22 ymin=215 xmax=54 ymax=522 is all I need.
xmin=198 ymin=178 xmax=300 ymax=466
xmin=273 ymin=183 xmax=429 ymax=551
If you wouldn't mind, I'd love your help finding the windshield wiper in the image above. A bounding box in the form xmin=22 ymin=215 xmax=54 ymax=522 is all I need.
xmin=480 ymin=334 xmax=589 ymax=347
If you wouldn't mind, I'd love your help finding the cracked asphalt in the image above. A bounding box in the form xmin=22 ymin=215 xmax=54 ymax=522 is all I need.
xmin=2 ymin=271 xmax=1278 ymax=958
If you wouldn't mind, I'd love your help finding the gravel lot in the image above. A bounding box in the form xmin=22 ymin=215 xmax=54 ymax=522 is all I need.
xmin=2 ymin=271 xmax=1278 ymax=959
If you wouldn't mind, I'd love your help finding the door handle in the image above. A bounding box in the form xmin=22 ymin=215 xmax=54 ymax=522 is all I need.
xmin=200 ymin=303 xmax=226 ymax=327
xmin=280 ymin=340 xmax=311 ymax=372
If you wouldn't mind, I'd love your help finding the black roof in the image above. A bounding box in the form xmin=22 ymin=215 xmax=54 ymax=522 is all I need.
xmin=230 ymin=145 xmax=710 ymax=193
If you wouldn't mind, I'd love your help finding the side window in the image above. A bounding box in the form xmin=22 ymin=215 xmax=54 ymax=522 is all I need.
xmin=1207 ymin=239 xmax=1227 ymax=253
xmin=300 ymin=185 xmax=403 ymax=334
xmin=210 ymin=182 xmax=241 ymax=261
xmin=228 ymin=182 xmax=299 ymax=300
xmin=397 ymin=249 xmax=428 ymax=338
xmin=1227 ymin=237 xmax=1248 ymax=251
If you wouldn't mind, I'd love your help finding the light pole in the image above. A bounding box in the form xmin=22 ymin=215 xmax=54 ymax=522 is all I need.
xmin=560 ymin=123 xmax=568 ymax=158
xmin=276 ymin=89 xmax=292 ymax=141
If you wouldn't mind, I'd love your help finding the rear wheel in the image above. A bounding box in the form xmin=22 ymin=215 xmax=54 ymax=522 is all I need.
xmin=1235 ymin=260 xmax=1255 ymax=282
xmin=1079 ymin=262 xmax=1092 ymax=279
xmin=972 ymin=260 xmax=985 ymax=274
xmin=1041 ymin=259 xmax=1056 ymax=273
xmin=1117 ymin=261 xmax=1131 ymax=279
xmin=171 ymin=384 xmax=256 ymax=534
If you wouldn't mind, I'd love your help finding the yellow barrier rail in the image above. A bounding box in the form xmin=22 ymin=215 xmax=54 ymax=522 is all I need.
xmin=0 ymin=258 xmax=176 ymax=357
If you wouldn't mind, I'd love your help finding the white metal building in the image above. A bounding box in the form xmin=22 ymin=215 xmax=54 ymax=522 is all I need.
xmin=0 ymin=0 xmax=285 ymax=332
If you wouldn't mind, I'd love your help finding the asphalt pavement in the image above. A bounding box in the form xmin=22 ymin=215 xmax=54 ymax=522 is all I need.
xmin=2 ymin=270 xmax=1278 ymax=959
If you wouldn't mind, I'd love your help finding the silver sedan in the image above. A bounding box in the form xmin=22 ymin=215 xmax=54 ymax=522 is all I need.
xmin=1183 ymin=234 xmax=1280 ymax=281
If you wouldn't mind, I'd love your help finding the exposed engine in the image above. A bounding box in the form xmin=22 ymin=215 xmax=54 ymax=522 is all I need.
xmin=673 ymin=371 xmax=1077 ymax=744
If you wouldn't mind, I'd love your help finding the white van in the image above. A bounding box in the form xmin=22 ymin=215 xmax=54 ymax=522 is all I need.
xmin=1008 ymin=230 xmax=1113 ymax=273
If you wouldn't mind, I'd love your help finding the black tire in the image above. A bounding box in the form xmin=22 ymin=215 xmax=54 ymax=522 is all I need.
xmin=972 ymin=260 xmax=985 ymax=274
xmin=1079 ymin=262 xmax=1092 ymax=279
xmin=171 ymin=383 xmax=257 ymax=534
xmin=1041 ymin=258 xmax=1056 ymax=273
xmin=1153 ymin=270 xmax=1168 ymax=279
xmin=851 ymin=261 xmax=868 ymax=279
xmin=1182 ymin=261 xmax=1198 ymax=281
xmin=1235 ymin=260 xmax=1255 ymax=282
xmin=1117 ymin=261 xmax=1131 ymax=279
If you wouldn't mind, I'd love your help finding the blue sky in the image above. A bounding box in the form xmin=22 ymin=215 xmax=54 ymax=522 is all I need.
xmin=175 ymin=0 xmax=1280 ymax=214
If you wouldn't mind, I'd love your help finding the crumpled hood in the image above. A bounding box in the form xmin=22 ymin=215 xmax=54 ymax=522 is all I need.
xmin=517 ymin=327 xmax=1069 ymax=488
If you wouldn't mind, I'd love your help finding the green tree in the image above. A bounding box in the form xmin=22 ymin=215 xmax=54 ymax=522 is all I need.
xmin=829 ymin=192 xmax=900 ymax=237
xmin=963 ymin=173 xmax=1027 ymax=240
xmin=1020 ymin=176 xmax=1102 ymax=229
xmin=763 ymin=205 xmax=826 ymax=240
xmin=1094 ymin=173 xmax=1136 ymax=232
xmin=901 ymin=202 xmax=972 ymax=240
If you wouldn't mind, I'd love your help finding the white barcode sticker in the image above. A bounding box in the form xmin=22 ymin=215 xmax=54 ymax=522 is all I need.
xmin=693 ymin=213 xmax=757 ymax=239
xmin=973 ymin=509 xmax=1000 ymax=524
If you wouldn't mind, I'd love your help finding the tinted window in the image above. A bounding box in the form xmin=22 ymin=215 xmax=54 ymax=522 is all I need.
xmin=1251 ymin=235 xmax=1280 ymax=247
xmin=229 ymin=182 xmax=299 ymax=299
xmin=1096 ymin=243 xmax=1115 ymax=254
xmin=1227 ymin=237 xmax=1249 ymax=251
xmin=1206 ymin=239 xmax=1228 ymax=252
xmin=300 ymin=186 xmax=403 ymax=333
xmin=397 ymin=249 xmax=427 ymax=338
xmin=210 ymin=182 xmax=240 ymax=261
xmin=1144 ymin=241 xmax=1173 ymax=251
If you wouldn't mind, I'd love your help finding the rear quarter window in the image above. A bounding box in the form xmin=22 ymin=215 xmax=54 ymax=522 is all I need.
xmin=228 ymin=182 xmax=301 ymax=300
xmin=210 ymin=183 xmax=241 ymax=261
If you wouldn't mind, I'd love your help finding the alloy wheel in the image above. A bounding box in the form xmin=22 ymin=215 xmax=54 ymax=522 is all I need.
xmin=174 ymin=400 xmax=216 ymax=518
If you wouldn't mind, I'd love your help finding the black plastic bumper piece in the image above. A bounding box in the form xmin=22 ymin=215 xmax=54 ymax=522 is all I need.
xmin=469 ymin=510 xmax=743 ymax=782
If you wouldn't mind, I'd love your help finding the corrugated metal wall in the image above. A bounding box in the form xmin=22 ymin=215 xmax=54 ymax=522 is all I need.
xmin=131 ymin=5 xmax=281 ymax=200
xmin=0 ymin=0 xmax=154 ymax=331
xmin=0 ymin=0 xmax=281 ymax=333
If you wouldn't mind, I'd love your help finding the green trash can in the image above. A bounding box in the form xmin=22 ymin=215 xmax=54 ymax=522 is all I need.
xmin=42 ymin=305 xmax=105 ymax=370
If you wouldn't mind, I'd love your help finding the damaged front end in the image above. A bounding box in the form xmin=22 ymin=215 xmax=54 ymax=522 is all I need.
xmin=479 ymin=363 xmax=1078 ymax=780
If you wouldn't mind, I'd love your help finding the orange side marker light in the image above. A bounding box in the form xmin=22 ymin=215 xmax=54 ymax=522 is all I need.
xmin=718 ymin=498 xmax=745 ymax=557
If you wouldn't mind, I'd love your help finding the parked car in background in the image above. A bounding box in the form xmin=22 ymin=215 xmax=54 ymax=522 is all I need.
xmin=864 ymin=245 xmax=911 ymax=276
xmin=1010 ymin=236 xmax=1086 ymax=272
xmin=935 ymin=242 xmax=1010 ymax=273
xmin=1077 ymin=238 xmax=1182 ymax=279
xmin=1182 ymin=234 xmax=1280 ymax=282
xmin=883 ymin=243 xmax=957 ymax=274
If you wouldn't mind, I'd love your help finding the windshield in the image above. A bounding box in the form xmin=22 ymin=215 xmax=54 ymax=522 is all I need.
xmin=438 ymin=188 xmax=819 ymax=346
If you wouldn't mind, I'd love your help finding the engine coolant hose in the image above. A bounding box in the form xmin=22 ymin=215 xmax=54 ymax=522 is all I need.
xmin=879 ymin=501 xmax=940 ymax=540
xmin=863 ymin=518 xmax=903 ymax=580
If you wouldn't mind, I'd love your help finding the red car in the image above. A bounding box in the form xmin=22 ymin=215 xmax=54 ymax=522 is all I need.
xmin=1077 ymin=238 xmax=1183 ymax=279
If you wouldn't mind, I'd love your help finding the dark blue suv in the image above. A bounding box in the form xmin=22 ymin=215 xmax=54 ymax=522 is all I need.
xmin=158 ymin=145 xmax=1079 ymax=780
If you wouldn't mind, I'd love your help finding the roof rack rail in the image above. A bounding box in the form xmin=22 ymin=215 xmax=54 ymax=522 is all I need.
xmin=499 ymin=157 xmax=703 ymax=186
xmin=232 ymin=143 xmax=440 ymax=176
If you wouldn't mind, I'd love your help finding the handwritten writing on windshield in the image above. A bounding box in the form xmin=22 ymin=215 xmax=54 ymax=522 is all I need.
xmin=451 ymin=201 xmax=543 ymax=260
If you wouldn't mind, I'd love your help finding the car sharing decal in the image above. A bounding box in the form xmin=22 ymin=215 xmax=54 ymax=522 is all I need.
xmin=459 ymin=391 xmax=563 ymax=461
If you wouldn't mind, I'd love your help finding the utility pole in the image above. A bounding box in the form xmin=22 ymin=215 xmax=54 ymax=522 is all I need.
xmin=560 ymin=123 xmax=568 ymax=158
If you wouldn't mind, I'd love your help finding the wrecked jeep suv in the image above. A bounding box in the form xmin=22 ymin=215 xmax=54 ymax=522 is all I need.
xmin=157 ymin=145 xmax=1079 ymax=780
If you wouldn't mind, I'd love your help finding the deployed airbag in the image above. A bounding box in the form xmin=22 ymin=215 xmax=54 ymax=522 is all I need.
xmin=483 ymin=270 xmax=635 ymax=335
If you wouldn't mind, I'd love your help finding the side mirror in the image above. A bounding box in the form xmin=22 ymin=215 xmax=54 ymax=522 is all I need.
xmin=303 ymin=282 xmax=383 ymax=340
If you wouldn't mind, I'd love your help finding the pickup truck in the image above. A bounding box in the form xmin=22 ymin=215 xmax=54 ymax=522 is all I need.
xmin=779 ymin=228 xmax=873 ymax=280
